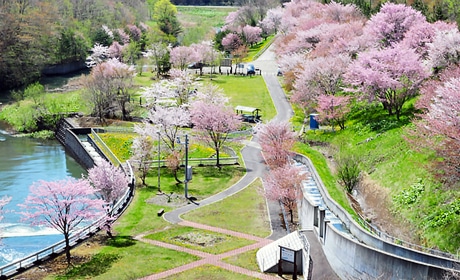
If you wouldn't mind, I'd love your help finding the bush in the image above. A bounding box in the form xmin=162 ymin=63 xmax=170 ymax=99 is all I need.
xmin=336 ymin=154 xmax=361 ymax=194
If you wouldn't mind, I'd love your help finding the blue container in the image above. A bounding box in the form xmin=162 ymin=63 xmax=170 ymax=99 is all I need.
xmin=310 ymin=114 xmax=319 ymax=129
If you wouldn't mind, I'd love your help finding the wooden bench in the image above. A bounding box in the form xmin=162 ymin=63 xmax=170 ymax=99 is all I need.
xmin=157 ymin=208 xmax=165 ymax=217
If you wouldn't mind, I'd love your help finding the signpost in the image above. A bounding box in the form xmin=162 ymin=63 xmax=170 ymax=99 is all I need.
xmin=278 ymin=245 xmax=299 ymax=279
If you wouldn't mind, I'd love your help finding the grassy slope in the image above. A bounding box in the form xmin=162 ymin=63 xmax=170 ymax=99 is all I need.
xmin=300 ymin=99 xmax=459 ymax=251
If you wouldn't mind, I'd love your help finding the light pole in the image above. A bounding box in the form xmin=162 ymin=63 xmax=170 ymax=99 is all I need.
xmin=176 ymin=134 xmax=191 ymax=199
xmin=157 ymin=130 xmax=161 ymax=193
xmin=209 ymin=40 xmax=214 ymax=80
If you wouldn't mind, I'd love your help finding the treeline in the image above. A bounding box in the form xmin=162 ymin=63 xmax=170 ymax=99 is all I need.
xmin=171 ymin=0 xmax=235 ymax=6
xmin=323 ymin=0 xmax=460 ymax=20
xmin=0 ymin=0 xmax=153 ymax=92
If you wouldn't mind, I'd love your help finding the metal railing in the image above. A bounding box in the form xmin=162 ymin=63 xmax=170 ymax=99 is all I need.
xmin=294 ymin=153 xmax=460 ymax=265
xmin=0 ymin=128 xmax=135 ymax=278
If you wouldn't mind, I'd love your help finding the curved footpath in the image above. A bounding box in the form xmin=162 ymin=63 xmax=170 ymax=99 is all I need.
xmin=138 ymin=43 xmax=338 ymax=279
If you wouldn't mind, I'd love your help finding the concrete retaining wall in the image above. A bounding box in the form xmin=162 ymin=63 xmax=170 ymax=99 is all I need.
xmin=65 ymin=128 xmax=94 ymax=169
xmin=295 ymin=153 xmax=460 ymax=279
xmin=324 ymin=224 xmax=445 ymax=279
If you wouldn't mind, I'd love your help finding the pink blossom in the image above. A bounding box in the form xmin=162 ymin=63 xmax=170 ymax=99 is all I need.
xmin=19 ymin=178 xmax=105 ymax=264
xmin=258 ymin=121 xmax=296 ymax=168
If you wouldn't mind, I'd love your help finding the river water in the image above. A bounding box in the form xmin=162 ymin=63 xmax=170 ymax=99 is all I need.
xmin=0 ymin=121 xmax=86 ymax=266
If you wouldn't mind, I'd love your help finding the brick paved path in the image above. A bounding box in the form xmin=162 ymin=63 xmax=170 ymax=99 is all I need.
xmin=135 ymin=221 xmax=279 ymax=280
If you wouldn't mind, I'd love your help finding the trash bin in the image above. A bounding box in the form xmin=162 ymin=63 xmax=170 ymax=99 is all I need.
xmin=310 ymin=114 xmax=319 ymax=130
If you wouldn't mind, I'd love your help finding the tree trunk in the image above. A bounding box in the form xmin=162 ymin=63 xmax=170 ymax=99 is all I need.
xmin=290 ymin=209 xmax=294 ymax=224
xmin=64 ymin=233 xmax=71 ymax=266
xmin=216 ymin=146 xmax=221 ymax=169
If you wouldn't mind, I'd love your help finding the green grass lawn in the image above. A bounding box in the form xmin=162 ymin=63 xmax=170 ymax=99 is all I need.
xmin=183 ymin=178 xmax=271 ymax=238
xmin=222 ymin=248 xmax=260 ymax=271
xmin=205 ymin=75 xmax=276 ymax=122
xmin=145 ymin=226 xmax=255 ymax=255
xmin=163 ymin=264 xmax=259 ymax=280
xmin=177 ymin=6 xmax=238 ymax=45
xmin=85 ymin=241 xmax=199 ymax=280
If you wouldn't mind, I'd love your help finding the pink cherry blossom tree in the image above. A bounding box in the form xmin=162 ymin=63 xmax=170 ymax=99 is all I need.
xmin=87 ymin=160 xmax=129 ymax=237
xmin=19 ymin=178 xmax=106 ymax=265
xmin=291 ymin=54 xmax=351 ymax=126
xmin=264 ymin=163 xmax=306 ymax=223
xmin=87 ymin=160 xmax=129 ymax=206
xmin=242 ymin=25 xmax=262 ymax=46
xmin=426 ymin=28 xmax=460 ymax=71
xmin=140 ymin=69 xmax=196 ymax=107
xmin=131 ymin=131 xmax=155 ymax=186
xmin=116 ymin=28 xmax=130 ymax=44
xmin=344 ymin=45 xmax=429 ymax=120
xmin=108 ymin=41 xmax=125 ymax=61
xmin=363 ymin=3 xmax=427 ymax=48
xmin=83 ymin=58 xmax=135 ymax=123
xmin=146 ymin=105 xmax=190 ymax=152
xmin=259 ymin=7 xmax=283 ymax=35
xmin=191 ymin=41 xmax=221 ymax=76
xmin=258 ymin=121 xmax=296 ymax=169
xmin=127 ymin=24 xmax=142 ymax=42
xmin=190 ymin=84 xmax=242 ymax=168
xmin=413 ymin=65 xmax=460 ymax=187
xmin=137 ymin=77 xmax=191 ymax=183
xmin=221 ymin=33 xmax=243 ymax=53
xmin=169 ymin=46 xmax=199 ymax=70
xmin=168 ymin=69 xmax=197 ymax=106
xmin=316 ymin=94 xmax=352 ymax=130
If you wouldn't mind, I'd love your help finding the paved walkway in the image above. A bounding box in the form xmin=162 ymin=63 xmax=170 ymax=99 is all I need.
xmin=136 ymin=221 xmax=277 ymax=280
xmin=136 ymin=42 xmax=338 ymax=279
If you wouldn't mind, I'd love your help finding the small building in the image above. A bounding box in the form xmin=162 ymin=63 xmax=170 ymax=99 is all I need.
xmin=235 ymin=105 xmax=261 ymax=123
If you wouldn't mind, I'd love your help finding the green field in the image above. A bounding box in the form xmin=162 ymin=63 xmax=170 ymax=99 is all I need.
xmin=177 ymin=6 xmax=237 ymax=45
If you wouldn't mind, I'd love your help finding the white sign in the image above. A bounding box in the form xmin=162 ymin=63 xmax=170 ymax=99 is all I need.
xmin=280 ymin=247 xmax=295 ymax=263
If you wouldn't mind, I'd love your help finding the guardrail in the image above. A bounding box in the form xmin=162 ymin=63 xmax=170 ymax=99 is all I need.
xmin=294 ymin=153 xmax=460 ymax=268
xmin=0 ymin=128 xmax=136 ymax=278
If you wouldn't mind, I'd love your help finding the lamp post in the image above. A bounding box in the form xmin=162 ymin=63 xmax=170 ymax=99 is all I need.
xmin=176 ymin=134 xmax=190 ymax=199
xmin=157 ymin=130 xmax=161 ymax=193
xmin=209 ymin=40 xmax=215 ymax=80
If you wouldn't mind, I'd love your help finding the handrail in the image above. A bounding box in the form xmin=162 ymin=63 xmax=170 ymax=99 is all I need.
xmin=0 ymin=128 xmax=136 ymax=277
xmin=294 ymin=153 xmax=460 ymax=265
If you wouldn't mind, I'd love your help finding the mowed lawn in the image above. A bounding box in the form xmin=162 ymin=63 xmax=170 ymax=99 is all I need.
xmin=207 ymin=75 xmax=276 ymax=122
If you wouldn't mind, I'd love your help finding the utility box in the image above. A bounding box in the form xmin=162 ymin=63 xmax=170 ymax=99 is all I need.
xmin=309 ymin=114 xmax=319 ymax=130
xmin=186 ymin=166 xmax=192 ymax=181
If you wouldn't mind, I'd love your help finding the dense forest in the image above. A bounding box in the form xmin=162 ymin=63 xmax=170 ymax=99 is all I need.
xmin=1 ymin=0 xmax=458 ymax=93
xmin=0 ymin=0 xmax=180 ymax=92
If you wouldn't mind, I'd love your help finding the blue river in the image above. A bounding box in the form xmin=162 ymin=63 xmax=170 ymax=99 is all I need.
xmin=0 ymin=122 xmax=86 ymax=267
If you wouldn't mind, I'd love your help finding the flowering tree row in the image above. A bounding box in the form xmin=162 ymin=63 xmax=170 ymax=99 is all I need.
xmin=258 ymin=121 xmax=306 ymax=223
xmin=269 ymin=0 xmax=460 ymax=129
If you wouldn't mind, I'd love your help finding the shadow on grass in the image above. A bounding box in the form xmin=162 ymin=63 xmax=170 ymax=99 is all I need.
xmin=349 ymin=102 xmax=416 ymax=133
xmin=56 ymin=253 xmax=120 ymax=280
xmin=106 ymin=235 xmax=137 ymax=248
xmin=199 ymin=166 xmax=245 ymax=178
